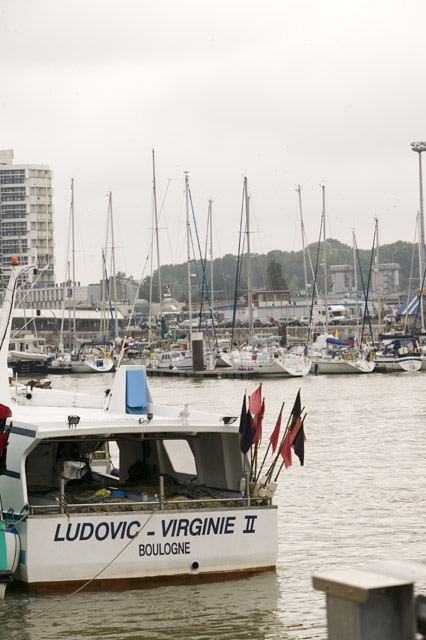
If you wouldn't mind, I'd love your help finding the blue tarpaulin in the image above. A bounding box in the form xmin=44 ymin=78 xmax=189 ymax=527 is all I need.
xmin=126 ymin=369 xmax=147 ymax=414
xmin=397 ymin=294 xmax=420 ymax=317
xmin=326 ymin=337 xmax=349 ymax=346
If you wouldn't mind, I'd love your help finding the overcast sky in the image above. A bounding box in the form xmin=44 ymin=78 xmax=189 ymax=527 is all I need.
xmin=1 ymin=0 xmax=426 ymax=286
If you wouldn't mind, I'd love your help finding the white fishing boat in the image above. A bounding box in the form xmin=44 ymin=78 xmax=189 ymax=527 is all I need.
xmin=0 ymin=261 xmax=278 ymax=594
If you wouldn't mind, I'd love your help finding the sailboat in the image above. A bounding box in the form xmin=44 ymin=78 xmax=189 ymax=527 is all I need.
xmin=225 ymin=178 xmax=310 ymax=377
xmin=308 ymin=187 xmax=375 ymax=374
xmin=369 ymin=219 xmax=421 ymax=373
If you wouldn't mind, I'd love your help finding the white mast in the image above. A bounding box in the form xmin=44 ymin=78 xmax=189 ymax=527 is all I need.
xmin=321 ymin=184 xmax=329 ymax=332
xmin=244 ymin=177 xmax=253 ymax=335
xmin=352 ymin=229 xmax=360 ymax=338
xmin=152 ymin=149 xmax=162 ymax=317
xmin=296 ymin=185 xmax=309 ymax=295
xmin=417 ymin=212 xmax=425 ymax=331
xmin=374 ymin=217 xmax=382 ymax=333
xmin=208 ymin=199 xmax=214 ymax=324
xmin=108 ymin=191 xmax=118 ymax=336
xmin=70 ymin=179 xmax=76 ymax=346
xmin=185 ymin=173 xmax=193 ymax=348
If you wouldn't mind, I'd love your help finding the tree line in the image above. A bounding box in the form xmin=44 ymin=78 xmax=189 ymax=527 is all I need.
xmin=138 ymin=238 xmax=420 ymax=303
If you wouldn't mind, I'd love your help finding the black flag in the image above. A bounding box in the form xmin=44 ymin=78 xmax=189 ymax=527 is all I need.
xmin=292 ymin=423 xmax=304 ymax=466
xmin=239 ymin=395 xmax=255 ymax=453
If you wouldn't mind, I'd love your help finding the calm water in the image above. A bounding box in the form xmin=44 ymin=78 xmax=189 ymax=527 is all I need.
xmin=2 ymin=370 xmax=426 ymax=639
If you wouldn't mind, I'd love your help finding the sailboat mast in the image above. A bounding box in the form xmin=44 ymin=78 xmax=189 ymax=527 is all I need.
xmin=108 ymin=191 xmax=118 ymax=335
xmin=321 ymin=185 xmax=329 ymax=331
xmin=352 ymin=229 xmax=360 ymax=338
xmin=70 ymin=178 xmax=76 ymax=343
xmin=374 ymin=217 xmax=382 ymax=332
xmin=185 ymin=173 xmax=193 ymax=347
xmin=152 ymin=149 xmax=162 ymax=317
xmin=296 ymin=185 xmax=309 ymax=294
xmin=417 ymin=213 xmax=425 ymax=331
xmin=206 ymin=198 xmax=215 ymax=326
xmin=244 ymin=177 xmax=253 ymax=334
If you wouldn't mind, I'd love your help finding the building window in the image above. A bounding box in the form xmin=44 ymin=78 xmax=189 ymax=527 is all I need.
xmin=1 ymin=204 xmax=26 ymax=218
xmin=1 ymin=222 xmax=27 ymax=236
xmin=0 ymin=170 xmax=25 ymax=185
xmin=2 ymin=239 xmax=27 ymax=254
xmin=0 ymin=187 xmax=26 ymax=202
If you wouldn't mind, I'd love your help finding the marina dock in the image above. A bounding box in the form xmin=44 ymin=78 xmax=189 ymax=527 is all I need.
xmin=145 ymin=367 xmax=257 ymax=379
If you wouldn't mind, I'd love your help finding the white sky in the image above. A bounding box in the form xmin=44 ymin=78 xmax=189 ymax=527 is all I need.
xmin=1 ymin=0 xmax=425 ymax=285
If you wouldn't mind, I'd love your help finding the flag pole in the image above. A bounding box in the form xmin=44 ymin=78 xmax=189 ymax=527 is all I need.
xmin=274 ymin=413 xmax=307 ymax=482
xmin=266 ymin=404 xmax=305 ymax=482
xmin=255 ymin=401 xmax=284 ymax=485
xmin=249 ymin=384 xmax=262 ymax=483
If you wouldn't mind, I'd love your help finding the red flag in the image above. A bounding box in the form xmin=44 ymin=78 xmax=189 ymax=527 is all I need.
xmin=290 ymin=416 xmax=302 ymax=444
xmin=280 ymin=431 xmax=292 ymax=468
xmin=249 ymin=385 xmax=262 ymax=416
xmin=270 ymin=405 xmax=283 ymax=453
xmin=252 ymin=398 xmax=265 ymax=444
xmin=0 ymin=405 xmax=12 ymax=419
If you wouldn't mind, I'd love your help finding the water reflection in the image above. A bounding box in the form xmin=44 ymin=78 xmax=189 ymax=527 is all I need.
xmin=5 ymin=572 xmax=283 ymax=640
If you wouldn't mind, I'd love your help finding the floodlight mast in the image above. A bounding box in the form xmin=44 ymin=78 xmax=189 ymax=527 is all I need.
xmin=411 ymin=142 xmax=426 ymax=287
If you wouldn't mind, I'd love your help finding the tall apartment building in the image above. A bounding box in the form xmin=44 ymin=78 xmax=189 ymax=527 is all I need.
xmin=0 ymin=149 xmax=55 ymax=286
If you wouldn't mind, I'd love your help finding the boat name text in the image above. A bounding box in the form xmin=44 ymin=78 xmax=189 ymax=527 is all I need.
xmin=53 ymin=515 xmax=257 ymax=543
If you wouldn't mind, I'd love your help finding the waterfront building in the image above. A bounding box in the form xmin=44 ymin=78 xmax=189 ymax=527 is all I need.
xmin=0 ymin=149 xmax=55 ymax=289
xmin=329 ymin=264 xmax=353 ymax=294
xmin=372 ymin=262 xmax=400 ymax=296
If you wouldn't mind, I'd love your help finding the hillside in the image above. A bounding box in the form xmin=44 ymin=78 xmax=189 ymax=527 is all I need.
xmin=139 ymin=239 xmax=419 ymax=302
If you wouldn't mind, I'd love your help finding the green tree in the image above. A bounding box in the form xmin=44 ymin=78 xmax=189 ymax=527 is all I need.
xmin=267 ymin=259 xmax=288 ymax=290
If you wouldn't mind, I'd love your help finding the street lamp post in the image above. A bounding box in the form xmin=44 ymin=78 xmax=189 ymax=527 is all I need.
xmin=411 ymin=142 xmax=426 ymax=273
xmin=411 ymin=141 xmax=426 ymax=330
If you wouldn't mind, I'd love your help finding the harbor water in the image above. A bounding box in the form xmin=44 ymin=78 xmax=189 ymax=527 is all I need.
xmin=2 ymin=370 xmax=426 ymax=639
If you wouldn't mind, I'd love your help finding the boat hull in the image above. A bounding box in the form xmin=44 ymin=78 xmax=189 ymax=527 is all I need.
xmin=14 ymin=507 xmax=277 ymax=589
xmin=373 ymin=357 xmax=422 ymax=372
xmin=70 ymin=358 xmax=115 ymax=374
xmin=310 ymin=358 xmax=375 ymax=374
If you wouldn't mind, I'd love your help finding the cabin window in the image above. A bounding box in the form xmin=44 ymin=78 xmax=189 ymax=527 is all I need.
xmin=162 ymin=439 xmax=196 ymax=476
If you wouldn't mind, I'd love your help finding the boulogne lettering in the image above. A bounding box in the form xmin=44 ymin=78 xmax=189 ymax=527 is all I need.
xmin=139 ymin=542 xmax=190 ymax=557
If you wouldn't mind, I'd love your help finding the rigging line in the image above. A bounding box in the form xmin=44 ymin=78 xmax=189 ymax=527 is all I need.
xmin=0 ymin=265 xmax=33 ymax=353
xmin=187 ymin=206 xmax=213 ymax=351
xmin=188 ymin=226 xmax=211 ymax=347
xmin=404 ymin=216 xmax=419 ymax=333
xmin=102 ymin=249 xmax=116 ymax=340
xmin=26 ymin=510 xmax=156 ymax=620
xmin=354 ymin=238 xmax=370 ymax=340
xmin=306 ymin=215 xmax=324 ymax=345
xmin=412 ymin=248 xmax=426 ymax=334
xmin=187 ymin=188 xmax=216 ymax=348
xmin=231 ymin=182 xmax=246 ymax=347
xmin=359 ymin=227 xmax=376 ymax=346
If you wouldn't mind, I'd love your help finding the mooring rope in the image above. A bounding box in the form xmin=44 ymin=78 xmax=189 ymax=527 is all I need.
xmin=25 ymin=509 xmax=156 ymax=619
